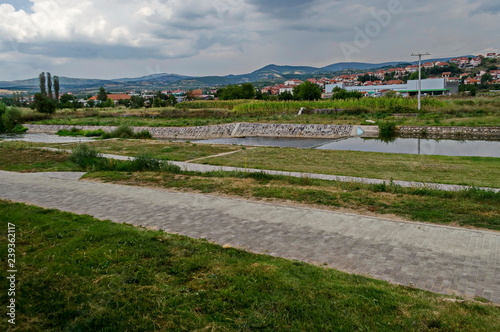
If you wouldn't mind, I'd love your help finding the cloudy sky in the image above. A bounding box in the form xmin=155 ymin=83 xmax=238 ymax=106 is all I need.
xmin=0 ymin=0 xmax=499 ymax=80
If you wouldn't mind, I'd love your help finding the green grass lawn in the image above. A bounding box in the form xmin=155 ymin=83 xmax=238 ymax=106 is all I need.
xmin=198 ymin=147 xmax=500 ymax=188
xmin=0 ymin=142 xmax=78 ymax=172
xmin=45 ymin=139 xmax=243 ymax=162
xmin=1 ymin=200 xmax=499 ymax=331
xmin=23 ymin=140 xmax=500 ymax=187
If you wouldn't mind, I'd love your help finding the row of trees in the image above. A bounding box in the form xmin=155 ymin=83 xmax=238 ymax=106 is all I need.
xmin=217 ymin=82 xmax=324 ymax=101
xmin=39 ymin=72 xmax=60 ymax=101
xmin=33 ymin=72 xmax=60 ymax=113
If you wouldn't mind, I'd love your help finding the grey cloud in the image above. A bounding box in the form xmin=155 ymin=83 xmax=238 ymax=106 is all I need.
xmin=470 ymin=0 xmax=500 ymax=14
xmin=246 ymin=0 xmax=317 ymax=18
xmin=10 ymin=41 xmax=166 ymax=60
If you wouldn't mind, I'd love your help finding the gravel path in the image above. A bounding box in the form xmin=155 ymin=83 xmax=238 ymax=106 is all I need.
xmin=1 ymin=170 xmax=499 ymax=303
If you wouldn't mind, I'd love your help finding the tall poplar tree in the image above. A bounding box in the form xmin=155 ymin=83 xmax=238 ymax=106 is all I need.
xmin=47 ymin=72 xmax=53 ymax=100
xmin=39 ymin=72 xmax=47 ymax=96
xmin=53 ymin=76 xmax=60 ymax=101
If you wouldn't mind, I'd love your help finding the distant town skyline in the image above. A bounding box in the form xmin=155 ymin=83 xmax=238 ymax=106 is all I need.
xmin=1 ymin=0 xmax=499 ymax=81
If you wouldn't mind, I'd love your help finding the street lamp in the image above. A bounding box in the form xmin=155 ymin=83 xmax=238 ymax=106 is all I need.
xmin=411 ymin=52 xmax=430 ymax=111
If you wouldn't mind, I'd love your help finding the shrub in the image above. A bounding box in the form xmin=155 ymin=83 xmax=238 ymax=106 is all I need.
xmin=102 ymin=125 xmax=152 ymax=139
xmin=0 ymin=105 xmax=27 ymax=133
xmin=128 ymin=154 xmax=163 ymax=171
xmin=111 ymin=124 xmax=135 ymax=138
xmin=134 ymin=130 xmax=153 ymax=139
xmin=379 ymin=122 xmax=396 ymax=137
xmin=70 ymin=145 xmax=103 ymax=170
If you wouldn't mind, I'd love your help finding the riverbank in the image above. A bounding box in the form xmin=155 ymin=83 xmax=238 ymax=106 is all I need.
xmin=22 ymin=123 xmax=500 ymax=140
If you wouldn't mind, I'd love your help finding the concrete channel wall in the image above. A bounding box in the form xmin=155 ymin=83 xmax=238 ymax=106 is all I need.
xmin=396 ymin=126 xmax=500 ymax=139
xmin=24 ymin=123 xmax=373 ymax=139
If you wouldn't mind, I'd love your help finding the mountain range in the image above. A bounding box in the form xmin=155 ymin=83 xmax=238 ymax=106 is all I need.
xmin=0 ymin=56 xmax=468 ymax=93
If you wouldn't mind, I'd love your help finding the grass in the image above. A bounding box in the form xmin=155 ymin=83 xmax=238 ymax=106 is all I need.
xmin=22 ymin=140 xmax=500 ymax=188
xmin=1 ymin=200 xmax=499 ymax=331
xmin=199 ymin=147 xmax=500 ymax=188
xmin=0 ymin=142 xmax=79 ymax=172
xmin=38 ymin=139 xmax=243 ymax=162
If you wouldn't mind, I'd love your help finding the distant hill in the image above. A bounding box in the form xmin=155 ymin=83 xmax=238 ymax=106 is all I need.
xmin=114 ymin=73 xmax=194 ymax=83
xmin=0 ymin=56 xmax=474 ymax=92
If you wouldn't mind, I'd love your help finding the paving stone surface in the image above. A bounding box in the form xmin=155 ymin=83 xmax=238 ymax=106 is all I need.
xmin=0 ymin=170 xmax=498 ymax=303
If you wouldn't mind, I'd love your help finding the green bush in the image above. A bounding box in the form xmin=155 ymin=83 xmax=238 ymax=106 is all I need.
xmin=101 ymin=125 xmax=152 ymax=139
xmin=379 ymin=122 xmax=396 ymax=137
xmin=70 ymin=145 xmax=103 ymax=169
xmin=111 ymin=124 xmax=135 ymax=138
xmin=70 ymin=147 xmax=181 ymax=173
xmin=133 ymin=130 xmax=153 ymax=139
xmin=128 ymin=154 xmax=162 ymax=171
xmin=0 ymin=105 xmax=27 ymax=133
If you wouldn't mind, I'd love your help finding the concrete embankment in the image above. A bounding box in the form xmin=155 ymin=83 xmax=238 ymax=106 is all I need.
xmin=24 ymin=123 xmax=379 ymax=139
xmin=397 ymin=126 xmax=500 ymax=139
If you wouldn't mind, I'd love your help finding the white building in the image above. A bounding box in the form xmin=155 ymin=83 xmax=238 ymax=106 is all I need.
xmin=325 ymin=78 xmax=458 ymax=97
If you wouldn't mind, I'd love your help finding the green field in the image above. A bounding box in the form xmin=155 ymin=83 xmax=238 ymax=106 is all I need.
xmin=1 ymin=200 xmax=499 ymax=331
xmin=20 ymin=96 xmax=500 ymax=127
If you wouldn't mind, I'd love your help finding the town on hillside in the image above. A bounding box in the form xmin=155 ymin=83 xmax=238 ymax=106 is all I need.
xmin=2 ymin=52 xmax=499 ymax=109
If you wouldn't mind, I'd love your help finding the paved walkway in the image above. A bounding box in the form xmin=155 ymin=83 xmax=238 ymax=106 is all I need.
xmin=1 ymin=170 xmax=498 ymax=303
xmin=40 ymin=148 xmax=500 ymax=193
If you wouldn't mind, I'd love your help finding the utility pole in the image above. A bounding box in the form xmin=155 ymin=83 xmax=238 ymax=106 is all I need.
xmin=411 ymin=52 xmax=430 ymax=111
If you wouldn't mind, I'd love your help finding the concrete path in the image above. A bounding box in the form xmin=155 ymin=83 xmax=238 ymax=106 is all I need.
xmin=1 ymin=170 xmax=499 ymax=303
xmin=39 ymin=148 xmax=500 ymax=193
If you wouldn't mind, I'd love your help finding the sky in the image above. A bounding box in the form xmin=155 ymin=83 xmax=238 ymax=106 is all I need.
xmin=0 ymin=0 xmax=499 ymax=81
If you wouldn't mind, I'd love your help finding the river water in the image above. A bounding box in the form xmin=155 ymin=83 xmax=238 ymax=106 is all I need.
xmin=1 ymin=133 xmax=499 ymax=157
xmin=0 ymin=133 xmax=96 ymax=144
xmin=194 ymin=137 xmax=500 ymax=158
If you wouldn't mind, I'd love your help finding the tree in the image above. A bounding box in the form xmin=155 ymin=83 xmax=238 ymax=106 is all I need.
xmin=331 ymin=87 xmax=363 ymax=100
xmin=293 ymin=81 xmax=322 ymax=101
xmin=278 ymin=91 xmax=294 ymax=101
xmin=481 ymin=73 xmax=493 ymax=85
xmin=130 ymin=96 xmax=145 ymax=109
xmin=33 ymin=93 xmax=56 ymax=113
xmin=39 ymin=72 xmax=47 ymax=96
xmin=167 ymin=94 xmax=177 ymax=106
xmin=219 ymin=83 xmax=255 ymax=100
xmin=59 ymin=93 xmax=76 ymax=108
xmin=87 ymin=100 xmax=95 ymax=108
xmin=97 ymin=87 xmax=108 ymax=102
xmin=459 ymin=84 xmax=477 ymax=96
xmin=54 ymin=76 xmax=60 ymax=101
xmin=408 ymin=70 xmax=428 ymax=80
xmin=47 ymin=72 xmax=53 ymax=100
xmin=102 ymin=98 xmax=114 ymax=108
xmin=240 ymin=83 xmax=256 ymax=99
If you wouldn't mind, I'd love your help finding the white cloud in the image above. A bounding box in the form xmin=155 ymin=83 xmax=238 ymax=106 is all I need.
xmin=0 ymin=0 xmax=499 ymax=80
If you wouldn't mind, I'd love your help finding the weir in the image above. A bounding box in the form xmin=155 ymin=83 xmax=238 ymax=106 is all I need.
xmin=24 ymin=123 xmax=379 ymax=140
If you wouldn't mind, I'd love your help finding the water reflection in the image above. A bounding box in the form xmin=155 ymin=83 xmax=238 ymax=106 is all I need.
xmin=2 ymin=133 xmax=498 ymax=158
xmin=195 ymin=136 xmax=500 ymax=157
xmin=316 ymin=137 xmax=500 ymax=157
